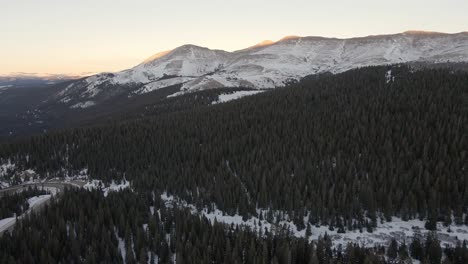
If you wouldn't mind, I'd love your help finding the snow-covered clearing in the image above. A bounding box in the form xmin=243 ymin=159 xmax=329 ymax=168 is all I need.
xmin=160 ymin=193 xmax=468 ymax=248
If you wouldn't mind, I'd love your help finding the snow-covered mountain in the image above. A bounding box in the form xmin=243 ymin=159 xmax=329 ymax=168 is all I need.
xmin=55 ymin=31 xmax=468 ymax=108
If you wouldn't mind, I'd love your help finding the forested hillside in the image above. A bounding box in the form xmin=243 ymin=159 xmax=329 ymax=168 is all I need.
xmin=1 ymin=66 xmax=467 ymax=228
xmin=3 ymin=188 xmax=468 ymax=264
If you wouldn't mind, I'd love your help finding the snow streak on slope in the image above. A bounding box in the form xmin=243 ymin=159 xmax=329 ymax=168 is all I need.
xmin=55 ymin=31 xmax=468 ymax=108
xmin=212 ymin=90 xmax=265 ymax=104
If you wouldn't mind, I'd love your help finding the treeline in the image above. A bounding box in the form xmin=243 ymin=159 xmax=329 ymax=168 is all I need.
xmin=0 ymin=186 xmax=49 ymax=219
xmin=0 ymin=66 xmax=467 ymax=228
xmin=2 ymin=189 xmax=467 ymax=264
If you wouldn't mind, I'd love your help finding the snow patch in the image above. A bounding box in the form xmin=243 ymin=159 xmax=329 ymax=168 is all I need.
xmin=71 ymin=101 xmax=95 ymax=109
xmin=0 ymin=162 xmax=15 ymax=178
xmin=60 ymin=97 xmax=71 ymax=103
xmin=134 ymin=77 xmax=194 ymax=94
xmin=83 ymin=179 xmax=130 ymax=197
xmin=166 ymin=91 xmax=185 ymax=98
xmin=59 ymin=169 xmax=89 ymax=187
xmin=212 ymin=90 xmax=265 ymax=104
xmin=115 ymin=230 xmax=126 ymax=262
xmin=385 ymin=70 xmax=395 ymax=83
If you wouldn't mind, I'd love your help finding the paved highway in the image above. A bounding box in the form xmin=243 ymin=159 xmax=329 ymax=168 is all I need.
xmin=0 ymin=180 xmax=86 ymax=236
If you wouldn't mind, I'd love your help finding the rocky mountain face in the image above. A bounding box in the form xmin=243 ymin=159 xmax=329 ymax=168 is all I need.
xmin=53 ymin=31 xmax=468 ymax=108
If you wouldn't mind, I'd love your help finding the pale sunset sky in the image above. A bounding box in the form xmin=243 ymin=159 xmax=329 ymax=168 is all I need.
xmin=1 ymin=0 xmax=467 ymax=76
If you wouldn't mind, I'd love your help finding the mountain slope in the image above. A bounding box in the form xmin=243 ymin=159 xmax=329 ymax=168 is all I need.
xmin=55 ymin=31 xmax=468 ymax=108
xmin=2 ymin=66 xmax=468 ymax=261
xmin=2 ymin=66 xmax=467 ymax=225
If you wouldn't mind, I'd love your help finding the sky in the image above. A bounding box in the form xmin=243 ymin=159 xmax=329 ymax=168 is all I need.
xmin=1 ymin=0 xmax=467 ymax=76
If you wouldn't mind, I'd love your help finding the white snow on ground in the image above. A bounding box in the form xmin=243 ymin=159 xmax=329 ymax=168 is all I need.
xmin=104 ymin=181 xmax=130 ymax=197
xmin=0 ymin=162 xmax=13 ymax=187
xmin=134 ymin=77 xmax=195 ymax=95
xmin=28 ymin=195 xmax=52 ymax=208
xmin=83 ymin=180 xmax=105 ymax=190
xmin=0 ymin=161 xmax=15 ymax=178
xmin=0 ymin=163 xmax=48 ymax=187
xmin=116 ymin=231 xmax=126 ymax=262
xmin=166 ymin=91 xmax=186 ymax=98
xmin=212 ymin=90 xmax=265 ymax=104
xmin=83 ymin=179 xmax=130 ymax=197
xmin=161 ymin=193 xmax=468 ymax=248
xmin=0 ymin=217 xmax=16 ymax=233
xmin=60 ymin=168 xmax=90 ymax=187
xmin=385 ymin=70 xmax=394 ymax=83
xmin=70 ymin=101 xmax=95 ymax=109
xmin=60 ymin=97 xmax=71 ymax=103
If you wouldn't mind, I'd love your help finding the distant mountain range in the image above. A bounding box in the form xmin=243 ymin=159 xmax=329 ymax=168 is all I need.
xmin=0 ymin=73 xmax=81 ymax=88
xmin=53 ymin=31 xmax=468 ymax=109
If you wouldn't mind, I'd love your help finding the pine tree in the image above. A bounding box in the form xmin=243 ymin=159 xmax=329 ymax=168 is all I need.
xmin=387 ymin=239 xmax=398 ymax=260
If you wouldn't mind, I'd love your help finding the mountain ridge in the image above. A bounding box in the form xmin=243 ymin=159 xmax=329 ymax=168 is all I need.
xmin=52 ymin=31 xmax=468 ymax=108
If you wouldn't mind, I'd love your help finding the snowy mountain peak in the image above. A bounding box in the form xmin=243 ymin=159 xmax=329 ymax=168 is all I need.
xmin=54 ymin=31 xmax=468 ymax=108
xmin=139 ymin=44 xmax=229 ymax=69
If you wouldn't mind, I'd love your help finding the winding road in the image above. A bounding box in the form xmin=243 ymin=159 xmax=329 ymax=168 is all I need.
xmin=0 ymin=180 xmax=86 ymax=236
